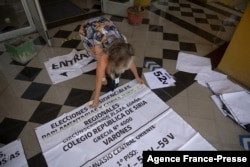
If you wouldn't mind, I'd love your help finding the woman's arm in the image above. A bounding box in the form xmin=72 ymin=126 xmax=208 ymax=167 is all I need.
xmin=130 ymin=62 xmax=144 ymax=84
xmin=90 ymin=46 xmax=108 ymax=108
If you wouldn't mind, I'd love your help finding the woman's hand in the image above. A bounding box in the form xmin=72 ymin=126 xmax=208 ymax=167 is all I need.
xmin=136 ymin=77 xmax=144 ymax=84
xmin=130 ymin=62 xmax=144 ymax=84
xmin=89 ymin=99 xmax=99 ymax=108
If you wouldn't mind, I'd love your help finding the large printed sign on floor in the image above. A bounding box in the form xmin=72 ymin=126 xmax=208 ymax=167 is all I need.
xmin=44 ymin=49 xmax=96 ymax=84
xmin=35 ymin=80 xmax=215 ymax=167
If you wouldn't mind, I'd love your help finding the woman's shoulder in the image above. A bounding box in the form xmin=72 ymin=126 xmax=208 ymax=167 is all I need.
xmin=95 ymin=46 xmax=108 ymax=59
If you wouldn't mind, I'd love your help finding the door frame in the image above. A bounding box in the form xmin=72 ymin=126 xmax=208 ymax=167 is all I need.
xmin=31 ymin=0 xmax=52 ymax=46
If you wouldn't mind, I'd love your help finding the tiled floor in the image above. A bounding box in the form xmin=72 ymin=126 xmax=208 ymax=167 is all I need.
xmin=0 ymin=0 xmax=249 ymax=166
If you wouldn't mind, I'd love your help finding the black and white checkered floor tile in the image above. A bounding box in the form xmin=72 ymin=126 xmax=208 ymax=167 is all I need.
xmin=0 ymin=0 xmax=245 ymax=166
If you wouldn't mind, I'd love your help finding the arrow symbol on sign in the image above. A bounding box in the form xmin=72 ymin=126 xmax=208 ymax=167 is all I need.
xmin=60 ymin=72 xmax=68 ymax=76
xmin=239 ymin=134 xmax=250 ymax=151
xmin=144 ymin=60 xmax=162 ymax=71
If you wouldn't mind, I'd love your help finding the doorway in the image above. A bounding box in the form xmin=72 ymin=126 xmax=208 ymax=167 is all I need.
xmin=0 ymin=0 xmax=101 ymax=44
xmin=39 ymin=0 xmax=102 ymax=29
xmin=0 ymin=0 xmax=36 ymax=42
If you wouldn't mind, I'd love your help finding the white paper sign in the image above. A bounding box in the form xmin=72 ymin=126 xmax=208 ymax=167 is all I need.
xmin=143 ymin=68 xmax=176 ymax=89
xmin=194 ymin=70 xmax=227 ymax=87
xmin=176 ymin=52 xmax=211 ymax=73
xmin=44 ymin=49 xmax=96 ymax=84
xmin=220 ymin=91 xmax=250 ymax=125
xmin=207 ymin=79 xmax=245 ymax=95
xmin=35 ymin=80 xmax=215 ymax=167
xmin=0 ymin=139 xmax=28 ymax=167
